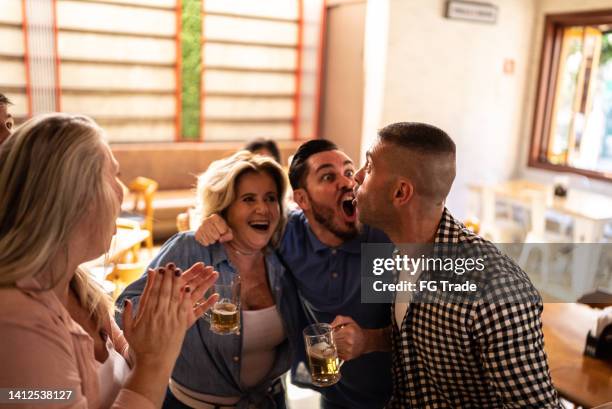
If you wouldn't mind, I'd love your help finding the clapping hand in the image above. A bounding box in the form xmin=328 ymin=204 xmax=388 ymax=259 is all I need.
xmin=122 ymin=263 xmax=218 ymax=369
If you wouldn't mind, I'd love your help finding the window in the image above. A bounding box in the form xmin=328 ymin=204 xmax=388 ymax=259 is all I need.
xmin=530 ymin=9 xmax=612 ymax=181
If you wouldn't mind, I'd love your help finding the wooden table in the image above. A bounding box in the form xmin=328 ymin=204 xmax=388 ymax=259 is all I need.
xmin=542 ymin=303 xmax=612 ymax=407
xmin=108 ymin=226 xmax=150 ymax=263
xmin=80 ymin=225 xmax=150 ymax=285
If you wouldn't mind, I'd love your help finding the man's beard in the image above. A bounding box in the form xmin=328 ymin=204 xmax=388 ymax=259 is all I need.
xmin=308 ymin=193 xmax=359 ymax=242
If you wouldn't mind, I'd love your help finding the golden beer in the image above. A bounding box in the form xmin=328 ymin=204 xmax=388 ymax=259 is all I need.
xmin=307 ymin=342 xmax=341 ymax=386
xmin=211 ymin=301 xmax=240 ymax=334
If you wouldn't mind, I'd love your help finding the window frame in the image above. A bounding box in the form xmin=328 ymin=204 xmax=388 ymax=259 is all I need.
xmin=529 ymin=8 xmax=612 ymax=182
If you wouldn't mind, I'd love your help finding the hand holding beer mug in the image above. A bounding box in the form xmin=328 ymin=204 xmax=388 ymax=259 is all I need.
xmin=203 ymin=278 xmax=241 ymax=335
xmin=303 ymin=323 xmax=343 ymax=387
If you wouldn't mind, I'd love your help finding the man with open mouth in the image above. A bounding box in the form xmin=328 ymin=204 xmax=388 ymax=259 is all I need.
xmin=197 ymin=140 xmax=393 ymax=409
xmin=353 ymin=122 xmax=560 ymax=408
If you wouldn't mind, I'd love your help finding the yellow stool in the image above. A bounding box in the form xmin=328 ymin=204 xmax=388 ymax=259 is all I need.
xmin=106 ymin=263 xmax=145 ymax=300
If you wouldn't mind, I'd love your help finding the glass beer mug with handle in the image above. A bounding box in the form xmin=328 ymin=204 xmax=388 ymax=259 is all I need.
xmin=202 ymin=276 xmax=241 ymax=335
xmin=303 ymin=323 xmax=344 ymax=387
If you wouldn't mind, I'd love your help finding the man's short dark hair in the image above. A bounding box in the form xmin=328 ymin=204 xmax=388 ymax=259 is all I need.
xmin=0 ymin=93 xmax=12 ymax=106
xmin=289 ymin=139 xmax=338 ymax=190
xmin=244 ymin=137 xmax=281 ymax=163
xmin=378 ymin=122 xmax=456 ymax=201
xmin=378 ymin=122 xmax=455 ymax=155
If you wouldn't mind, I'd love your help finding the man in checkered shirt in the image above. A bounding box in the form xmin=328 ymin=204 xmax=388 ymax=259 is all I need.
xmin=353 ymin=122 xmax=560 ymax=408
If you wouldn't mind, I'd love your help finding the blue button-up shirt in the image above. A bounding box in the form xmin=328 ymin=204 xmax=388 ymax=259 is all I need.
xmin=281 ymin=210 xmax=393 ymax=409
xmin=116 ymin=232 xmax=304 ymax=409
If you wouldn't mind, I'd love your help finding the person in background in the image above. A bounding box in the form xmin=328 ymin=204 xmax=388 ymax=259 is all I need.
xmin=118 ymin=151 xmax=304 ymax=409
xmin=197 ymin=140 xmax=393 ymax=409
xmin=353 ymin=122 xmax=560 ymax=407
xmin=0 ymin=113 xmax=218 ymax=409
xmin=244 ymin=137 xmax=281 ymax=164
xmin=0 ymin=93 xmax=14 ymax=145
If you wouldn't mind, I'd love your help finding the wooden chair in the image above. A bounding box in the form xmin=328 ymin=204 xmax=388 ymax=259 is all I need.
xmin=121 ymin=177 xmax=158 ymax=249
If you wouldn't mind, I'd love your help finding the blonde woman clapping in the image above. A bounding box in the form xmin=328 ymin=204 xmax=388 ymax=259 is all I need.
xmin=0 ymin=113 xmax=218 ymax=409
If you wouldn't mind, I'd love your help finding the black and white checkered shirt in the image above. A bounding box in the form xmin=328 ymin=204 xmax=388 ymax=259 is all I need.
xmin=387 ymin=209 xmax=560 ymax=408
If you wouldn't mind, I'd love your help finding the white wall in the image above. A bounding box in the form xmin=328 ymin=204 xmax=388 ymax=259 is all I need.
xmin=360 ymin=0 xmax=389 ymax=163
xmin=517 ymin=0 xmax=612 ymax=197
xmin=360 ymin=0 xmax=536 ymax=218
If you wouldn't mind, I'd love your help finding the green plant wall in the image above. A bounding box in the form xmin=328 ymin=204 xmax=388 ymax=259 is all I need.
xmin=181 ymin=0 xmax=202 ymax=139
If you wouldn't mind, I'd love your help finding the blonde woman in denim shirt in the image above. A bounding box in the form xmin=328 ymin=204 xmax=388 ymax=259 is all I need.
xmin=118 ymin=151 xmax=304 ymax=409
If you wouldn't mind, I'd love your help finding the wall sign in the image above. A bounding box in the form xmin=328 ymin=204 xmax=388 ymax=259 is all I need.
xmin=445 ymin=0 xmax=498 ymax=24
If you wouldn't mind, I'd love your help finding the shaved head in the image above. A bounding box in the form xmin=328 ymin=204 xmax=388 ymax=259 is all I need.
xmin=378 ymin=122 xmax=455 ymax=204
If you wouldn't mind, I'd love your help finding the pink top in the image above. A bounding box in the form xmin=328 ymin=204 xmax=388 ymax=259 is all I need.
xmin=0 ymin=276 xmax=155 ymax=409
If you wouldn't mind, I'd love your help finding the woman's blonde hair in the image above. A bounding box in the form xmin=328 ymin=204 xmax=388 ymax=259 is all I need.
xmin=196 ymin=150 xmax=288 ymax=246
xmin=0 ymin=113 xmax=117 ymax=329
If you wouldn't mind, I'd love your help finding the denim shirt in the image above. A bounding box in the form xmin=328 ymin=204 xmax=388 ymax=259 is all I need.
xmin=116 ymin=232 xmax=304 ymax=409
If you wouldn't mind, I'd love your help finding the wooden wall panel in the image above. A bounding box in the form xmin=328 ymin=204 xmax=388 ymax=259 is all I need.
xmin=58 ymin=32 xmax=175 ymax=64
xmin=57 ymin=0 xmax=176 ymax=36
xmin=8 ymin=93 xmax=29 ymax=118
xmin=204 ymin=43 xmax=296 ymax=70
xmin=60 ymin=63 xmax=175 ymax=91
xmin=204 ymin=98 xmax=293 ymax=119
xmin=1 ymin=0 xmax=323 ymax=143
xmin=103 ymin=122 xmax=175 ymax=142
xmin=54 ymin=0 xmax=178 ymax=141
xmin=205 ymin=16 xmax=297 ymax=45
xmin=205 ymin=0 xmax=298 ymax=20
xmin=203 ymin=123 xmax=292 ymax=141
xmin=62 ymin=94 xmax=175 ymax=117
xmin=102 ymin=0 xmax=176 ymax=7
xmin=0 ymin=1 xmax=23 ymax=24
xmin=204 ymin=71 xmax=295 ymax=94
xmin=0 ymin=60 xmax=27 ymax=87
xmin=0 ymin=27 xmax=25 ymax=56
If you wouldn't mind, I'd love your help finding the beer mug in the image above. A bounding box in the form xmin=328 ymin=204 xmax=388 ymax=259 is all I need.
xmin=303 ymin=323 xmax=343 ymax=387
xmin=204 ymin=279 xmax=241 ymax=335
